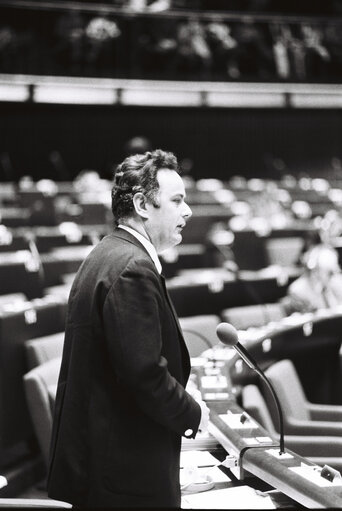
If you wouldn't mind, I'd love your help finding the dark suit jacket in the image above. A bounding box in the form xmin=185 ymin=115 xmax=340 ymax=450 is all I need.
xmin=47 ymin=228 xmax=201 ymax=508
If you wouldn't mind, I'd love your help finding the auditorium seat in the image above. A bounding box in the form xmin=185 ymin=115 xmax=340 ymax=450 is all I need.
xmin=41 ymin=246 xmax=92 ymax=287
xmin=73 ymin=202 xmax=109 ymax=225
xmin=25 ymin=332 xmax=65 ymax=370
xmin=17 ymin=190 xmax=68 ymax=227
xmin=0 ymin=297 xmax=67 ymax=469
xmin=242 ymin=384 xmax=342 ymax=471
xmin=0 ymin=207 xmax=30 ymax=227
xmin=168 ymin=269 xmax=293 ymax=317
xmin=23 ymin=357 xmax=62 ymax=467
xmin=231 ymin=230 xmax=268 ymax=270
xmin=35 ymin=229 xmax=88 ymax=253
xmin=264 ymin=237 xmax=304 ymax=267
xmin=264 ymin=359 xmax=342 ymax=436
xmin=179 ymin=314 xmax=220 ymax=357
xmin=160 ymin=244 xmax=208 ymax=278
xmin=168 ymin=280 xmax=225 ymax=317
xmin=0 ymin=252 xmax=44 ymax=299
xmin=180 ymin=205 xmax=232 ymax=244
xmin=221 ymin=302 xmax=286 ymax=330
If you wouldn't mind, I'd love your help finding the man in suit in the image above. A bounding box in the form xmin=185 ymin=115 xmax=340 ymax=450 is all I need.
xmin=48 ymin=149 xmax=210 ymax=507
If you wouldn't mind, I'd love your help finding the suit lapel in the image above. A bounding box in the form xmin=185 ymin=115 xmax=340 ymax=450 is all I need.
xmin=160 ymin=274 xmax=191 ymax=378
xmin=160 ymin=274 xmax=182 ymax=333
xmin=113 ymin=229 xmax=191 ymax=377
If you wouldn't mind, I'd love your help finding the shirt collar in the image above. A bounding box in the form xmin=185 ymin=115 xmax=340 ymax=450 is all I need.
xmin=118 ymin=224 xmax=162 ymax=274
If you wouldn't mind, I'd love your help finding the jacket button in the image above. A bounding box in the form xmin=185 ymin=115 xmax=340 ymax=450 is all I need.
xmin=184 ymin=428 xmax=193 ymax=437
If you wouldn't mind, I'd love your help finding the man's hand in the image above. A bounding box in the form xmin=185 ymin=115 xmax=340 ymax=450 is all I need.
xmin=197 ymin=398 xmax=210 ymax=433
xmin=185 ymin=378 xmax=210 ymax=432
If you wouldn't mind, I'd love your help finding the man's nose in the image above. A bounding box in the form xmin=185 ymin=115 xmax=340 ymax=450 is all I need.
xmin=183 ymin=202 xmax=192 ymax=219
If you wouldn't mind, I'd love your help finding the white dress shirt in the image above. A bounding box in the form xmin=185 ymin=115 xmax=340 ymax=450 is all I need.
xmin=118 ymin=224 xmax=162 ymax=274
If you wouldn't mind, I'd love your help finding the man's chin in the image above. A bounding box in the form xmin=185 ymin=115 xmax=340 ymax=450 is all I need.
xmin=174 ymin=233 xmax=182 ymax=245
xmin=159 ymin=235 xmax=182 ymax=253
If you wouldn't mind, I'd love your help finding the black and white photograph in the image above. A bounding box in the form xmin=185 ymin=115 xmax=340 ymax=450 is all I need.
xmin=1 ymin=0 xmax=342 ymax=509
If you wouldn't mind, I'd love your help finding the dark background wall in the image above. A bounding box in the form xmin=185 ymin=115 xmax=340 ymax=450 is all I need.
xmin=1 ymin=102 xmax=342 ymax=181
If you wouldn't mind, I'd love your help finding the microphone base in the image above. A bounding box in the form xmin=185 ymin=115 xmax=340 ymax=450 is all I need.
xmin=265 ymin=448 xmax=294 ymax=460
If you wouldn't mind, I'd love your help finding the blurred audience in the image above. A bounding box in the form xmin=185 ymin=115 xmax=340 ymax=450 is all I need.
xmin=2 ymin=3 xmax=342 ymax=82
xmin=54 ymin=10 xmax=85 ymax=75
xmin=84 ymin=14 xmax=121 ymax=76
xmin=205 ymin=222 xmax=239 ymax=273
xmin=228 ymin=19 xmax=275 ymax=79
xmin=73 ymin=169 xmax=111 ymax=201
xmin=286 ymin=234 xmax=342 ymax=313
xmin=206 ymin=20 xmax=237 ymax=77
xmin=176 ymin=17 xmax=211 ymax=77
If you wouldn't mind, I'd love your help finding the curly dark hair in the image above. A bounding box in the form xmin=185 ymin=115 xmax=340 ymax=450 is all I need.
xmin=111 ymin=149 xmax=179 ymax=224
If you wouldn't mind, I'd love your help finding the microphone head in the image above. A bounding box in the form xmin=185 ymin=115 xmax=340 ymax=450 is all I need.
xmin=216 ymin=322 xmax=239 ymax=347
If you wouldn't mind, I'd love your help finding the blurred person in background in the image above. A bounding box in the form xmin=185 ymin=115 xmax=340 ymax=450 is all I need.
xmin=84 ymin=12 xmax=121 ymax=76
xmin=176 ymin=17 xmax=212 ymax=78
xmin=205 ymin=20 xmax=237 ymax=78
xmin=53 ymin=10 xmax=85 ymax=75
xmin=228 ymin=19 xmax=275 ymax=79
xmin=286 ymin=233 xmax=342 ymax=313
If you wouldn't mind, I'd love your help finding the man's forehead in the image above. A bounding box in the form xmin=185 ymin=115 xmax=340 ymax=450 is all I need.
xmin=157 ymin=168 xmax=185 ymax=194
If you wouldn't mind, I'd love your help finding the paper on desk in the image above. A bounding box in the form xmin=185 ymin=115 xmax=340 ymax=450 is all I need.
xmin=180 ymin=465 xmax=231 ymax=485
xmin=180 ymin=450 xmax=218 ymax=468
xmin=181 ymin=485 xmax=276 ymax=509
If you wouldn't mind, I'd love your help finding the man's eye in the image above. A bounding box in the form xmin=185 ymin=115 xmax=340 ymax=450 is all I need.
xmin=173 ymin=198 xmax=182 ymax=204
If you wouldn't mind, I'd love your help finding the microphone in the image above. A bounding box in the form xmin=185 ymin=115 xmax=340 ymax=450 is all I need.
xmin=216 ymin=322 xmax=285 ymax=455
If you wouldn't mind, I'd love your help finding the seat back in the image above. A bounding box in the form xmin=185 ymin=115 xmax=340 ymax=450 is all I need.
xmin=23 ymin=357 xmax=61 ymax=466
xmin=179 ymin=314 xmax=220 ymax=357
xmin=0 ymin=299 xmax=66 ymax=465
xmin=221 ymin=303 xmax=286 ymax=330
xmin=265 ymin=237 xmax=304 ymax=267
xmin=242 ymin=384 xmax=276 ymax=435
xmin=25 ymin=332 xmax=65 ymax=370
xmin=264 ymin=359 xmax=310 ymax=427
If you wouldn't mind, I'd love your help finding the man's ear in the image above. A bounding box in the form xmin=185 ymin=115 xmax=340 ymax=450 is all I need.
xmin=133 ymin=192 xmax=149 ymax=219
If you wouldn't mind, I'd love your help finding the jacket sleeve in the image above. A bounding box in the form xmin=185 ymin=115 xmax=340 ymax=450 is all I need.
xmin=102 ymin=257 xmax=201 ymax=438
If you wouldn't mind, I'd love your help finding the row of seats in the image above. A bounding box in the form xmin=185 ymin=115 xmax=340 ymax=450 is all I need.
xmin=0 ymin=297 xmax=67 ymax=476
xmin=0 ymin=223 xmax=308 ymax=292
xmin=178 ymin=302 xmax=288 ymax=357
xmin=21 ymin=332 xmax=342 ymax=483
xmin=24 ymin=337 xmax=64 ymax=468
xmin=242 ymin=359 xmax=342 ymax=472
xmin=1 ymin=177 xmax=339 ymax=270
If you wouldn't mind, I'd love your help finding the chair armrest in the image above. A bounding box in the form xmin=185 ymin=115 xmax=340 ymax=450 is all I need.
xmin=285 ymin=435 xmax=342 ymax=457
xmin=285 ymin=417 xmax=342 ymax=436
xmin=308 ymin=403 xmax=342 ymax=422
